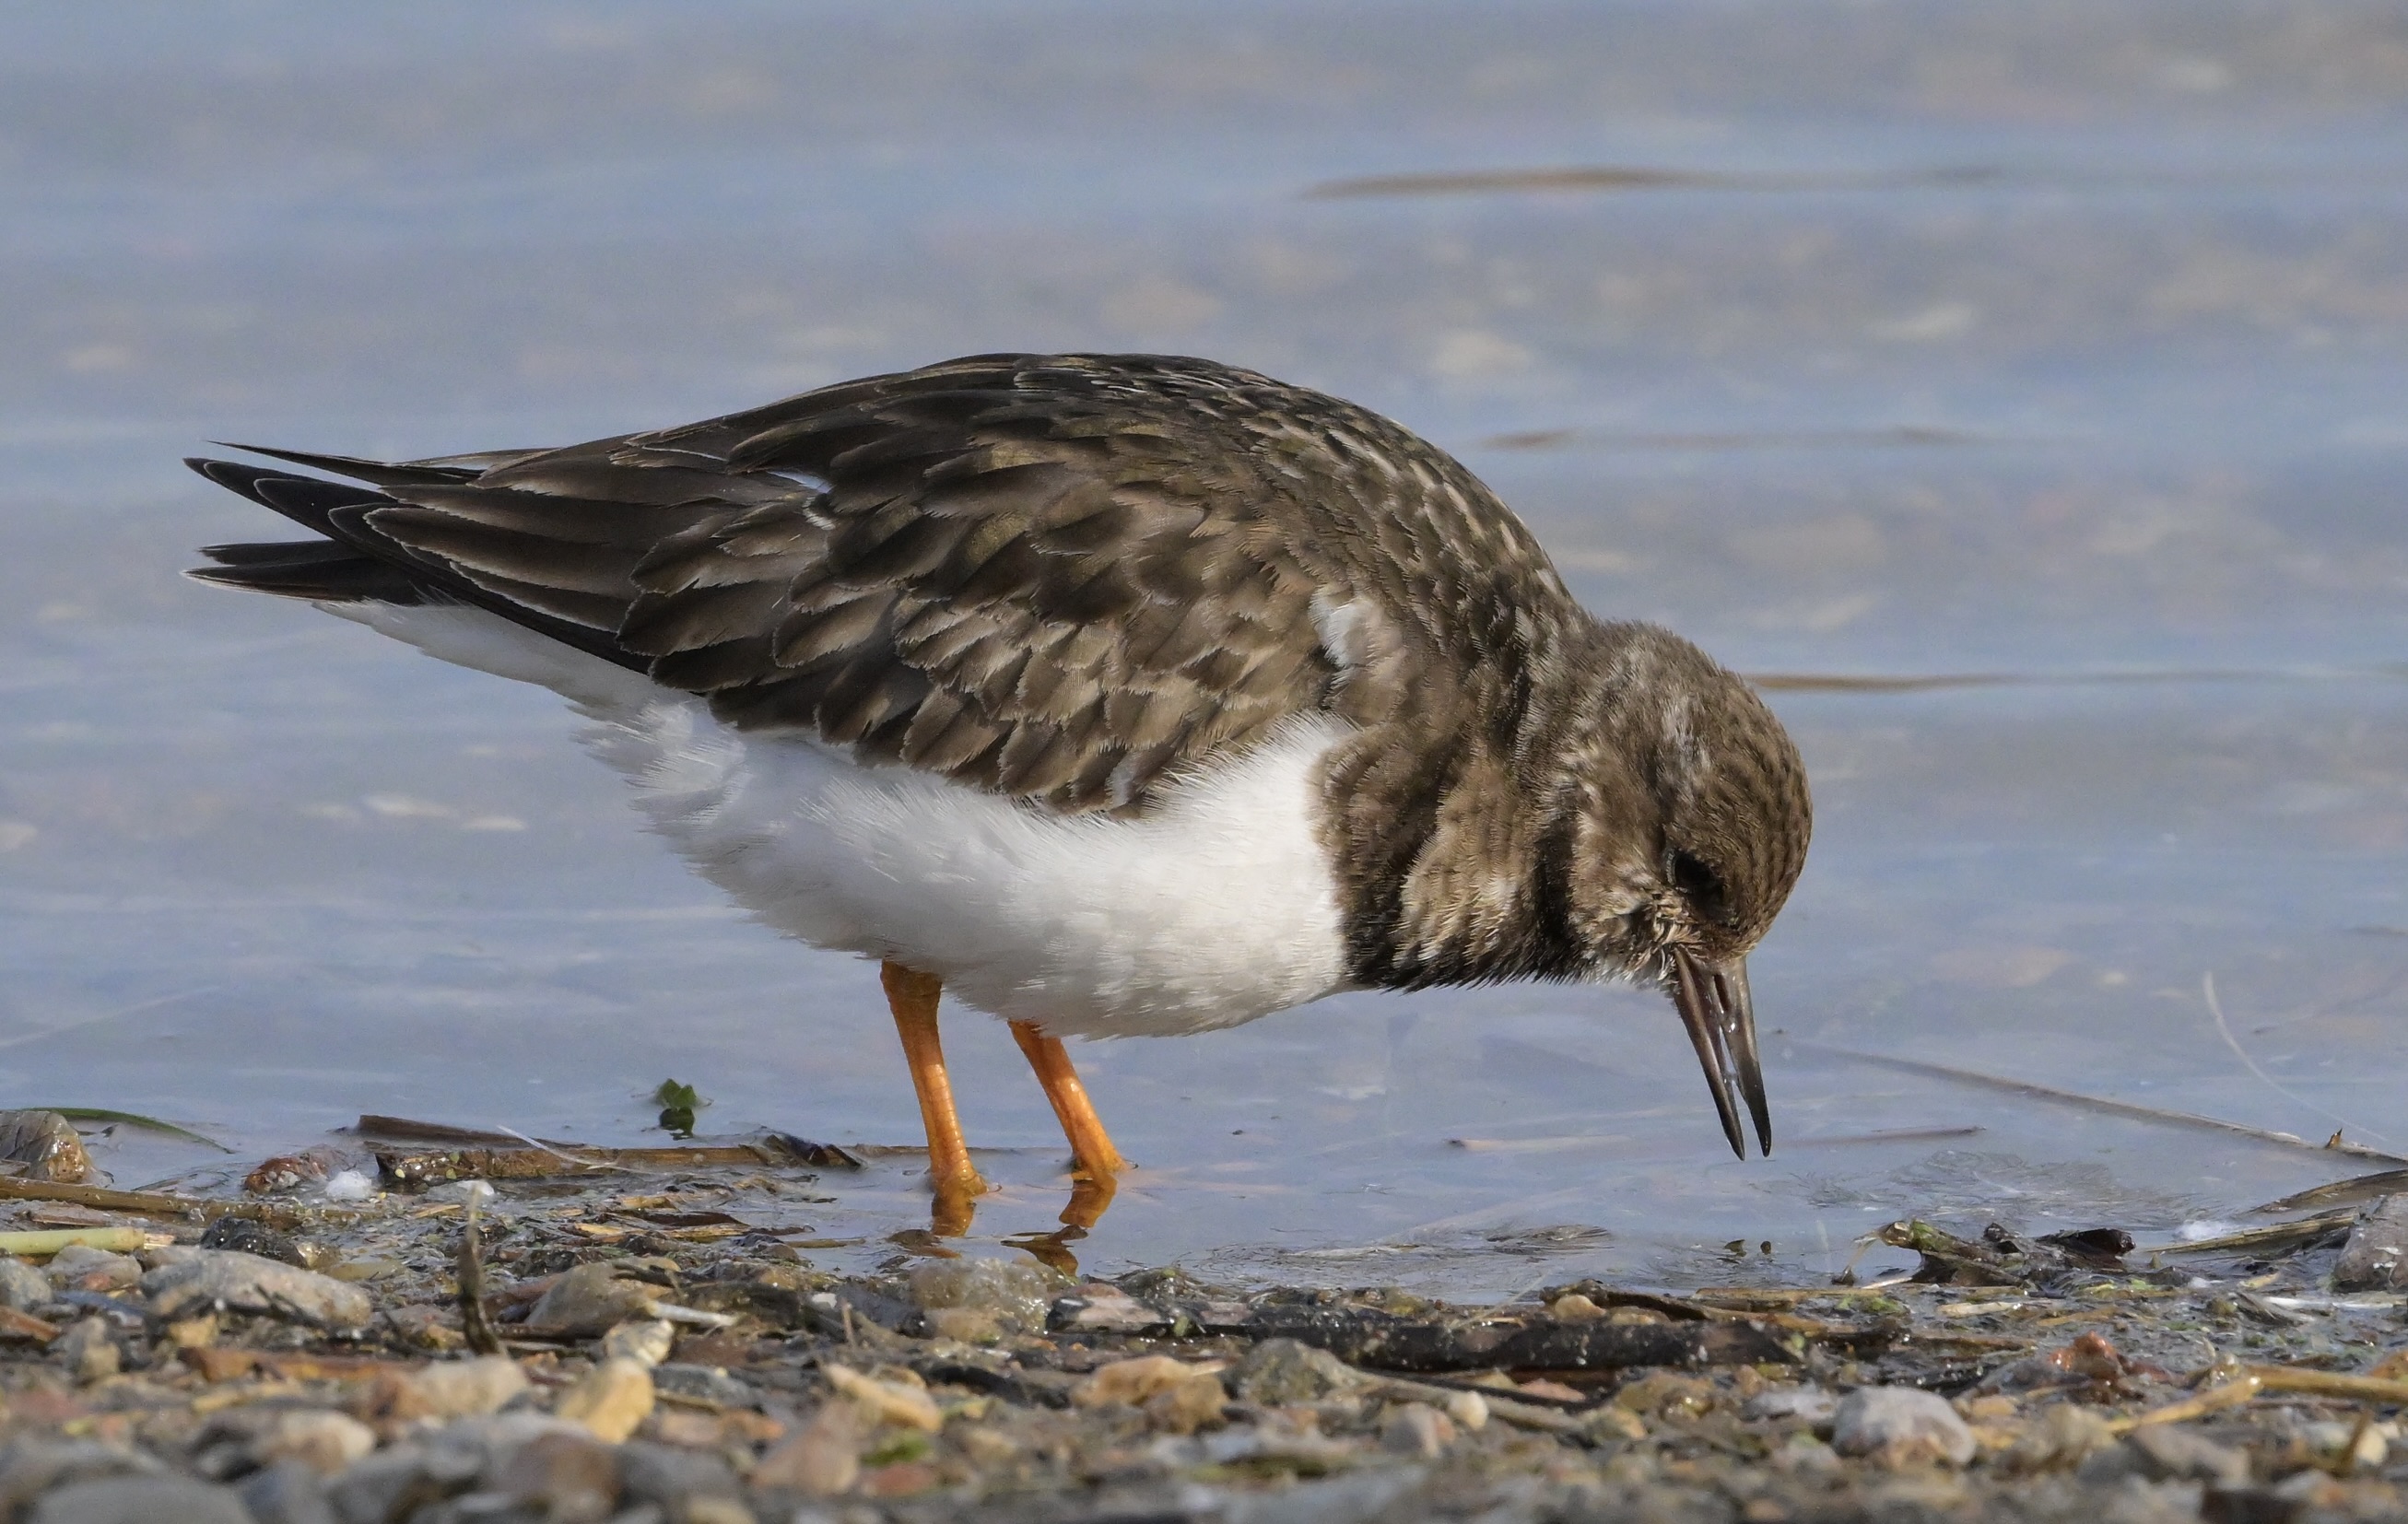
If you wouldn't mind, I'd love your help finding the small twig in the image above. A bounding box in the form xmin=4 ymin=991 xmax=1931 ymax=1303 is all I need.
xmin=2247 ymin=1168 xmax=2408 ymax=1215
xmin=2154 ymin=1208 xmax=2358 ymax=1258
xmin=0 ymin=1175 xmax=358 ymax=1226
xmin=494 ymin=1125 xmax=637 ymax=1175
xmin=457 ymin=1196 xmax=503 ymax=1357
xmin=2106 ymin=1373 xmax=2262 ymax=1435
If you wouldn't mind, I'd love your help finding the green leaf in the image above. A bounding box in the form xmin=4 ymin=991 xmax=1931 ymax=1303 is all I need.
xmin=651 ymin=1080 xmax=704 ymax=1111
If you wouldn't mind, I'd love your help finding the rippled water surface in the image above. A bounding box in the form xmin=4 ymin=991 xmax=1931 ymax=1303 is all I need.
xmin=7 ymin=1 xmax=2408 ymax=1293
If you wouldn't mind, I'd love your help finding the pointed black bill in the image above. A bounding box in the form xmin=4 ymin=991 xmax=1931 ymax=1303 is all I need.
xmin=1669 ymin=946 xmax=1773 ymax=1158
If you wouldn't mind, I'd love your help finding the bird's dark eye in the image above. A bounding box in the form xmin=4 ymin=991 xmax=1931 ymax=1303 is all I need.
xmin=1667 ymin=849 xmax=1729 ymax=921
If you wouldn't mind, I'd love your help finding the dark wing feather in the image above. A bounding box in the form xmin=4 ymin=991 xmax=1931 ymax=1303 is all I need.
xmin=189 ymin=353 xmax=1584 ymax=816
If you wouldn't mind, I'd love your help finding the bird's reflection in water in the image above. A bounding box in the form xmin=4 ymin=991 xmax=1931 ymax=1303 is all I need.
xmin=918 ymin=1156 xmax=1124 ymax=1270
xmin=934 ymin=1171 xmax=1118 ymax=1237
xmin=1000 ymin=1225 xmax=1087 ymax=1278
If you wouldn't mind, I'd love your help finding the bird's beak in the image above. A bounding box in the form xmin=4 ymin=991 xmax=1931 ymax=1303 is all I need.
xmin=1668 ymin=946 xmax=1772 ymax=1158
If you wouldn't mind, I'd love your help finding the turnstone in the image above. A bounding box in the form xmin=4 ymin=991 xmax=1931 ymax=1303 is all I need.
xmin=187 ymin=353 xmax=1812 ymax=1230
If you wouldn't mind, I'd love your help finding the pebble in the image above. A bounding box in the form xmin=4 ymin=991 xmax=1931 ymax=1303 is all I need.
xmin=2118 ymin=1424 xmax=2251 ymax=1487
xmin=1829 ymin=1387 xmax=1977 ymax=1467
xmin=43 ymin=1247 xmax=139 ymax=1293
xmin=442 ymin=1412 xmax=595 ymax=1471
xmin=1146 ymin=1372 xmax=1231 ymax=1436
xmin=654 ymin=1363 xmax=759 ymax=1410
xmin=2299 ymin=1418 xmax=2389 ymax=1470
xmin=601 ymin=1317 xmax=677 ymax=1368
xmin=238 ymin=1460 xmax=336 ymax=1524
xmin=1742 ymin=1384 xmax=1839 ymax=1424
xmin=0 ymin=1111 xmax=93 ymax=1184
xmin=0 ymin=1440 xmax=160 ymax=1518
xmin=323 ymin=1260 xmax=403 ymax=1284
xmin=195 ymin=1216 xmax=308 ymax=1267
xmin=908 ymin=1257 xmax=1062 ymax=1335
xmin=1049 ymin=1283 xmax=1166 ymax=1334
xmin=617 ymin=1440 xmax=752 ymax=1521
xmin=921 ymin=1306 xmax=1002 ymax=1342
xmin=253 ymin=1411 xmax=376 ymax=1475
xmin=2008 ymin=1402 xmax=2117 ymax=1473
xmin=324 ymin=1438 xmax=482 ymax=1524
xmin=554 ymin=1357 xmax=656 ymax=1443
xmin=0 ymin=1256 xmax=50 ymax=1311
xmin=487 ymin=1427 xmax=621 ymax=1520
xmin=751 ymin=1403 xmax=864 ymax=1497
xmin=822 ymin=1363 xmax=942 ymax=1431
xmin=28 ymin=1475 xmax=253 ymax=1524
xmin=1073 ymin=1354 xmax=1227 ymax=1435
xmin=139 ymin=1249 xmax=371 ymax=1331
xmin=54 ymin=1319 xmax=118 ymax=1386
xmin=2333 ymin=1194 xmax=2408 ymax=1292
xmin=527 ymin=1262 xmax=663 ymax=1335
xmin=1226 ymin=1338 xmax=1359 ymax=1405
xmin=1075 ymin=1354 xmax=1218 ymax=1407
xmin=397 ymin=1354 xmax=530 ymax=1421
xmin=1380 ymin=1402 xmax=1458 ymax=1459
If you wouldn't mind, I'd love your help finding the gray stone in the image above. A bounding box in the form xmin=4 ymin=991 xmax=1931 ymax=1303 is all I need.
xmin=487 ymin=1428 xmax=619 ymax=1522
xmin=525 ymin=1262 xmax=659 ymax=1336
xmin=197 ymin=1215 xmax=309 ymax=1267
xmin=1741 ymin=1384 xmax=1838 ymax=1424
xmin=1829 ymin=1386 xmax=1977 ymax=1467
xmin=0 ymin=1440 xmax=159 ymax=1518
xmin=0 ymin=1256 xmax=51 ymax=1311
xmin=29 ymin=1475 xmax=253 ymax=1524
xmin=907 ymin=1257 xmax=1063 ymax=1335
xmin=241 ymin=1461 xmax=338 ymax=1524
xmin=1226 ymin=1338 xmax=1360 ymax=1405
xmin=141 ymin=1249 xmax=371 ymax=1330
xmin=41 ymin=1247 xmax=137 ymax=1293
xmin=464 ymin=1413 xmax=591 ymax=1462
xmin=617 ymin=1442 xmax=748 ymax=1518
xmin=651 ymin=1364 xmax=755 ymax=1409
xmin=2333 ymin=1194 xmax=2408 ymax=1292
xmin=1379 ymin=1402 xmax=1456 ymax=1459
xmin=0 ymin=1111 xmax=92 ymax=1184
xmin=325 ymin=1438 xmax=483 ymax=1524
xmin=396 ymin=1355 xmax=530 ymax=1420
xmin=53 ymin=1319 xmax=119 ymax=1385
xmin=2122 ymin=1424 xmax=2251 ymax=1487
xmin=254 ymin=1410 xmax=377 ymax=1475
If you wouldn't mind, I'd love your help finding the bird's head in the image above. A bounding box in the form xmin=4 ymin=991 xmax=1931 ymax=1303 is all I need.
xmin=1550 ymin=624 xmax=1812 ymax=1157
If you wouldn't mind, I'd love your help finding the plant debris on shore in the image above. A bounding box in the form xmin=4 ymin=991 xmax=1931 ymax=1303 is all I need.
xmin=0 ymin=1110 xmax=2397 ymax=1522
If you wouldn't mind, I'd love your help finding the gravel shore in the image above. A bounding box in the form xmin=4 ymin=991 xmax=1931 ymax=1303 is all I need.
xmin=0 ymin=1115 xmax=2398 ymax=1522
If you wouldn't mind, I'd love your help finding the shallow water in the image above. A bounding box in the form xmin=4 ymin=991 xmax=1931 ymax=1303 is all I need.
xmin=6 ymin=1 xmax=2408 ymax=1294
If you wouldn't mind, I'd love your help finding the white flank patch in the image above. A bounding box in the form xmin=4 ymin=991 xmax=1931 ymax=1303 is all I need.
xmin=327 ymin=602 xmax=1356 ymax=1037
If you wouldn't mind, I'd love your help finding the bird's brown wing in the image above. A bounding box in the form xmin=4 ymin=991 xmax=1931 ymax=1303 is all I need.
xmin=197 ymin=354 xmax=1583 ymax=815
xmin=202 ymin=354 xmax=1467 ymax=814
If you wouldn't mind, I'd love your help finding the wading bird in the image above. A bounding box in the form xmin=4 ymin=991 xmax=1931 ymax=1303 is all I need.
xmin=188 ymin=353 xmax=1811 ymax=1233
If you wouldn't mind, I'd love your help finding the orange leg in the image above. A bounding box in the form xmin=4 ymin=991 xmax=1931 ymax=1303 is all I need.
xmin=881 ymin=962 xmax=986 ymax=1233
xmin=1008 ymin=1019 xmax=1128 ymax=1227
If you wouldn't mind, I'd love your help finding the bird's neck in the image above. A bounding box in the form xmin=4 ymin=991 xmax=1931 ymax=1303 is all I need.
xmin=1317 ymin=617 xmax=1625 ymax=991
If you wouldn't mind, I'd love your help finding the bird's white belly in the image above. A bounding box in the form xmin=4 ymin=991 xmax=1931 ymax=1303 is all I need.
xmin=330 ymin=602 xmax=1356 ymax=1037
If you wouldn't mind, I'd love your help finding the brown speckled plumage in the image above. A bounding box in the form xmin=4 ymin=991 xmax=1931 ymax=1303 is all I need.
xmin=190 ymin=352 xmax=1811 ymax=1155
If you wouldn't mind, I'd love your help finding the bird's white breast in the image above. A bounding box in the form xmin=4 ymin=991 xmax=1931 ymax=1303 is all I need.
xmin=329 ymin=602 xmax=1356 ymax=1037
